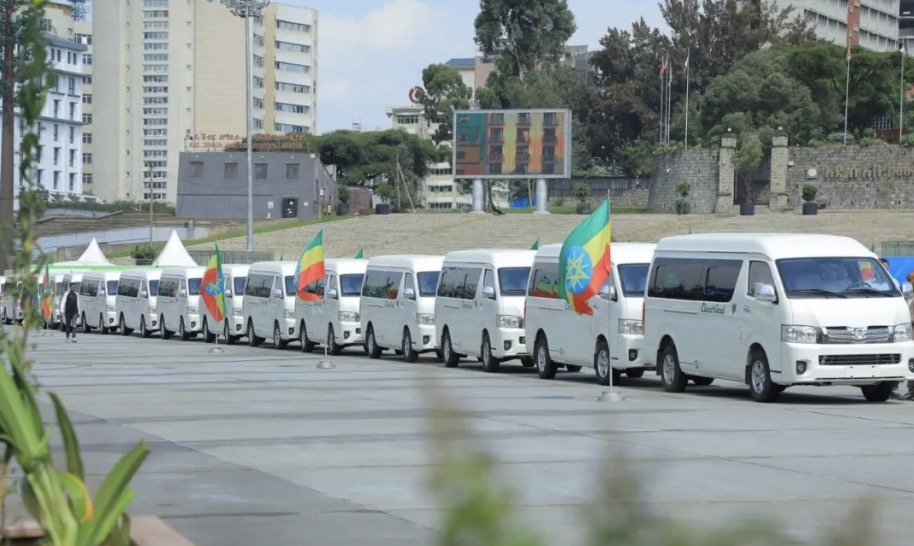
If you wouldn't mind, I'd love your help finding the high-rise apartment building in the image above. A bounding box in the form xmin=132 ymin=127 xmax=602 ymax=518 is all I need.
xmin=93 ymin=0 xmax=318 ymax=204
xmin=73 ymin=20 xmax=93 ymax=195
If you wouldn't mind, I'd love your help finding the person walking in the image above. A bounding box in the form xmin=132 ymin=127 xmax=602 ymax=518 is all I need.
xmin=60 ymin=282 xmax=80 ymax=343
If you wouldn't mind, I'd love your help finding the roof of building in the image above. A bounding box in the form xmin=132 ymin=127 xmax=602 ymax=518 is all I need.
xmin=46 ymin=34 xmax=88 ymax=52
xmin=444 ymin=58 xmax=475 ymax=68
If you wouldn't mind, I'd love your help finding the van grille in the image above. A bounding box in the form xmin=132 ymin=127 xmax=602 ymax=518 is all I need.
xmin=818 ymin=354 xmax=901 ymax=366
xmin=822 ymin=326 xmax=890 ymax=344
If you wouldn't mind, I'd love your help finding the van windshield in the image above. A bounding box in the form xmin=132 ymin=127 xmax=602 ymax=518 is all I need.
xmin=497 ymin=267 xmax=530 ymax=296
xmin=417 ymin=272 xmax=439 ymax=297
xmin=106 ymin=281 xmax=118 ymax=295
xmin=187 ymin=278 xmax=202 ymax=295
xmin=284 ymin=275 xmax=296 ymax=296
xmin=776 ymin=257 xmax=900 ymax=298
xmin=149 ymin=280 xmax=159 ymax=295
xmin=617 ymin=264 xmax=649 ymax=297
xmin=339 ymin=274 xmax=364 ymax=296
xmin=233 ymin=277 xmax=246 ymax=295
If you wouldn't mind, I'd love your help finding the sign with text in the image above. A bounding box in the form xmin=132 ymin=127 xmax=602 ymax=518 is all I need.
xmin=184 ymin=133 xmax=309 ymax=152
xmin=452 ymin=109 xmax=573 ymax=179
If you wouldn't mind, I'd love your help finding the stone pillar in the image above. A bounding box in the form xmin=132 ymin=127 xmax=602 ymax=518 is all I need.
xmin=769 ymin=132 xmax=789 ymax=211
xmin=715 ymin=133 xmax=737 ymax=214
xmin=471 ymin=178 xmax=485 ymax=213
xmin=533 ymin=178 xmax=549 ymax=214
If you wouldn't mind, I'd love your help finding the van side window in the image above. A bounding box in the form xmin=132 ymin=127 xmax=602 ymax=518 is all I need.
xmin=324 ymin=275 xmax=337 ymax=298
xmin=482 ymin=270 xmax=495 ymax=292
xmin=362 ymin=270 xmax=403 ymax=299
xmin=437 ymin=267 xmax=481 ymax=299
xmin=79 ymin=281 xmax=97 ymax=297
xmin=703 ymin=260 xmax=742 ymax=303
xmin=648 ymin=258 xmax=701 ymax=300
xmin=748 ymin=261 xmax=776 ymax=298
xmin=245 ymin=273 xmax=271 ymax=298
xmin=404 ymin=273 xmax=415 ymax=295
xmin=528 ymin=263 xmax=559 ymax=299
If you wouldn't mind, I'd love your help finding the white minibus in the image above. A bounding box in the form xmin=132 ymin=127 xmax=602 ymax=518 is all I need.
xmin=644 ymin=233 xmax=914 ymax=403
xmin=0 ymin=276 xmax=8 ymax=324
xmin=360 ymin=255 xmax=443 ymax=361
xmin=79 ymin=271 xmax=121 ymax=334
xmin=524 ymin=243 xmax=656 ymax=384
xmin=435 ymin=249 xmax=535 ymax=372
xmin=115 ymin=269 xmax=162 ymax=338
xmin=241 ymin=261 xmax=298 ymax=348
xmin=157 ymin=267 xmax=206 ymax=340
xmin=204 ymin=264 xmax=249 ymax=344
xmin=2 ymin=280 xmax=22 ymax=324
xmin=48 ymin=272 xmax=66 ymax=326
xmin=297 ymin=258 xmax=368 ymax=355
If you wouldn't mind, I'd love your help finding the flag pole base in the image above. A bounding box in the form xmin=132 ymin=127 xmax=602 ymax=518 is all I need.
xmin=598 ymin=390 xmax=625 ymax=402
xmin=317 ymin=360 xmax=335 ymax=370
xmin=208 ymin=346 xmax=224 ymax=354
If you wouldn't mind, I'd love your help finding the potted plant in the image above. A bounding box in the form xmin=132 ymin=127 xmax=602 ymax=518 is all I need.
xmin=801 ymin=183 xmax=818 ymax=216
xmin=573 ymin=182 xmax=591 ymax=214
xmin=374 ymin=184 xmax=396 ymax=215
xmin=337 ymin=185 xmax=351 ymax=216
xmin=733 ymin=134 xmax=763 ymax=216
xmin=674 ymin=182 xmax=691 ymax=215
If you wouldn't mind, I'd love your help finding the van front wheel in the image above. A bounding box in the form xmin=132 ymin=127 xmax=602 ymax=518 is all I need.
xmin=748 ymin=350 xmax=779 ymax=403
xmin=481 ymin=332 xmax=499 ymax=373
xmin=534 ymin=337 xmax=557 ymax=380
xmin=202 ymin=318 xmax=216 ymax=343
xmin=442 ymin=330 xmax=459 ymax=368
xmin=366 ymin=326 xmax=383 ymax=359
xmin=659 ymin=343 xmax=687 ymax=393
xmin=273 ymin=322 xmax=288 ymax=349
xmin=594 ymin=340 xmax=611 ymax=385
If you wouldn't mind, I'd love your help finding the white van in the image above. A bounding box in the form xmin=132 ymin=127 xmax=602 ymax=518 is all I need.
xmin=298 ymin=258 xmax=368 ymax=355
xmin=2 ymin=280 xmax=22 ymax=325
xmin=435 ymin=249 xmax=535 ymax=372
xmin=0 ymin=276 xmax=8 ymax=324
xmin=157 ymin=267 xmax=205 ymax=340
xmin=241 ymin=261 xmax=298 ymax=348
xmin=524 ymin=243 xmax=656 ymax=384
xmin=78 ymin=271 xmax=121 ymax=334
xmin=48 ymin=272 xmax=67 ymax=326
xmin=204 ymin=264 xmax=249 ymax=344
xmin=644 ymin=233 xmax=914 ymax=403
xmin=360 ymin=255 xmax=443 ymax=361
xmin=115 ymin=269 xmax=162 ymax=338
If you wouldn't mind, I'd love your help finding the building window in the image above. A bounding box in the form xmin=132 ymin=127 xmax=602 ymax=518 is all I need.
xmin=254 ymin=163 xmax=267 ymax=179
xmin=277 ymin=20 xmax=311 ymax=33
xmin=82 ymin=54 xmax=92 ymax=65
xmin=53 ymin=147 xmax=60 ymax=165
xmin=142 ymin=32 xmax=169 ymax=40
xmin=189 ymin=161 xmax=203 ymax=178
xmin=82 ymin=152 xmax=92 ymax=164
xmin=274 ymin=102 xmax=307 ymax=114
xmin=253 ymin=55 xmax=264 ymax=67
xmin=274 ymin=122 xmax=307 ymax=134
xmin=275 ymin=40 xmax=309 ymax=53
xmin=69 ymin=126 xmax=75 ymax=144
xmin=275 ymin=61 xmax=309 ymax=73
xmin=396 ymin=115 xmax=419 ymax=125
xmin=82 ymin=114 xmax=91 ymax=124
xmin=53 ymin=124 xmax=59 ymax=141
xmin=275 ymin=81 xmax=309 ymax=94
xmin=53 ymin=171 xmax=60 ymax=190
xmin=69 ymin=102 xmax=76 ymax=120
xmin=69 ymin=149 xmax=75 ymax=167
xmin=82 ymin=94 xmax=92 ymax=105
xmin=224 ymin=162 xmax=238 ymax=180
xmin=286 ymin=163 xmax=300 ymax=180
xmin=69 ymin=173 xmax=75 ymax=192
xmin=82 ymin=173 xmax=92 ymax=186
xmin=68 ymin=77 xmax=75 ymax=94
xmin=82 ymin=133 xmax=92 ymax=144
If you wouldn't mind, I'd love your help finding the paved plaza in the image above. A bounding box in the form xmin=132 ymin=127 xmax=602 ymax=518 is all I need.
xmin=14 ymin=329 xmax=914 ymax=546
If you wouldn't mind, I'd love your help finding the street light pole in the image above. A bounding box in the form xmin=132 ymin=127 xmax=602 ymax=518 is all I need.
xmin=147 ymin=172 xmax=153 ymax=244
xmin=225 ymin=0 xmax=269 ymax=252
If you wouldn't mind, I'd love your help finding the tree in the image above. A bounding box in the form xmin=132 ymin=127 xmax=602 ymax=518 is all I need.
xmin=416 ymin=63 xmax=472 ymax=144
xmin=733 ymin=133 xmax=763 ymax=205
xmin=474 ymin=0 xmax=576 ymax=79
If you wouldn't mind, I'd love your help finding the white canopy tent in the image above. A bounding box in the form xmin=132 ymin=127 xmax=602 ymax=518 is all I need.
xmin=54 ymin=237 xmax=112 ymax=266
xmin=152 ymin=230 xmax=197 ymax=268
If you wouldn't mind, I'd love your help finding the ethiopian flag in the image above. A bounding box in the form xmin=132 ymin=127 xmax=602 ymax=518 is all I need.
xmin=201 ymin=245 xmax=227 ymax=322
xmin=295 ymin=229 xmax=325 ymax=301
xmin=558 ymin=199 xmax=611 ymax=315
xmin=41 ymin=263 xmax=53 ymax=320
xmin=354 ymin=247 xmax=364 ymax=259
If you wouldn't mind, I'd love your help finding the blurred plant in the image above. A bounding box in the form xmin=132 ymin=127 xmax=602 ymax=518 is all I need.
xmin=0 ymin=2 xmax=150 ymax=545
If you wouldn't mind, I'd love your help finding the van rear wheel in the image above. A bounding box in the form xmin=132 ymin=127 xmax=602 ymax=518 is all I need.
xmin=534 ymin=336 xmax=557 ymax=380
xmin=481 ymin=332 xmax=500 ymax=373
xmin=861 ymin=382 xmax=894 ymax=402
xmin=659 ymin=343 xmax=687 ymax=393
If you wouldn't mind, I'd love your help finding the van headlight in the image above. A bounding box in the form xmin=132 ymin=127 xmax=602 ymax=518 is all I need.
xmin=891 ymin=323 xmax=912 ymax=342
xmin=106 ymin=305 xmax=116 ymax=312
xmin=416 ymin=313 xmax=435 ymax=325
xmin=618 ymin=319 xmax=643 ymax=335
xmin=284 ymin=309 xmax=295 ymax=319
xmin=338 ymin=311 xmax=359 ymax=322
xmin=232 ymin=307 xmax=242 ymax=317
xmin=187 ymin=306 xmax=198 ymax=315
xmin=781 ymin=325 xmax=820 ymax=344
xmin=497 ymin=315 xmax=523 ymax=328
xmin=149 ymin=305 xmax=156 ymax=313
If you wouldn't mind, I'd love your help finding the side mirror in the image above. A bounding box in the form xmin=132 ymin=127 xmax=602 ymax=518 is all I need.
xmin=326 ymin=287 xmax=338 ymax=299
xmin=599 ymin=284 xmax=617 ymax=301
xmin=140 ymin=290 xmax=148 ymax=299
xmin=99 ymin=290 xmax=106 ymax=296
xmin=902 ymin=282 xmax=913 ymax=296
xmin=273 ymin=288 xmax=284 ymax=299
xmin=481 ymin=285 xmax=496 ymax=299
xmin=225 ymin=288 xmax=233 ymax=298
xmin=178 ymin=289 xmax=187 ymax=298
xmin=754 ymin=282 xmax=777 ymax=303
xmin=403 ymin=287 xmax=416 ymax=300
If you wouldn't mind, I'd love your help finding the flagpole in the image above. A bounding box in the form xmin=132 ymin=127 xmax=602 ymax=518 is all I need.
xmin=666 ymin=64 xmax=673 ymax=144
xmin=684 ymin=55 xmax=690 ymax=148
xmin=844 ymin=47 xmax=851 ymax=146
xmin=659 ymin=57 xmax=665 ymax=144
xmin=900 ymin=42 xmax=906 ymax=142
xmin=600 ymin=188 xmax=623 ymax=403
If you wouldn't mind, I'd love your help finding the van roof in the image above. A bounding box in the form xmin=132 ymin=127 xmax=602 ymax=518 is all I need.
xmin=326 ymin=258 xmax=368 ymax=274
xmin=367 ymin=255 xmax=444 ymax=271
xmin=248 ymin=261 xmax=298 ymax=275
xmin=535 ymin=242 xmax=656 ymax=264
xmin=82 ymin=270 xmax=122 ymax=281
xmin=120 ymin=269 xmax=163 ymax=280
xmin=160 ymin=266 xmax=207 ymax=277
xmin=221 ymin=264 xmax=250 ymax=276
xmin=655 ymin=233 xmax=870 ymax=259
xmin=443 ymin=249 xmax=536 ymax=268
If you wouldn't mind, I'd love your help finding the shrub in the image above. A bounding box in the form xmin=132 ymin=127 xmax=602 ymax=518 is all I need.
xmin=573 ymin=182 xmax=590 ymax=201
xmin=676 ymin=182 xmax=691 ymax=198
xmin=802 ymin=183 xmax=819 ymax=203
xmin=130 ymin=244 xmax=157 ymax=261
xmin=337 ymin=185 xmax=351 ymax=204
xmin=901 ymin=133 xmax=914 ymax=148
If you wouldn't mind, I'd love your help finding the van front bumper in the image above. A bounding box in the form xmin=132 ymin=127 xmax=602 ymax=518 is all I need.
xmin=284 ymin=318 xmax=298 ymax=340
xmin=187 ymin=313 xmax=202 ymax=332
xmin=491 ymin=327 xmax=527 ymax=359
xmin=778 ymin=342 xmax=914 ymax=385
xmin=614 ymin=333 xmax=651 ymax=370
xmin=146 ymin=312 xmax=158 ymax=329
xmin=228 ymin=315 xmax=244 ymax=335
xmin=415 ymin=324 xmax=438 ymax=352
xmin=107 ymin=311 xmax=118 ymax=327
xmin=338 ymin=320 xmax=362 ymax=346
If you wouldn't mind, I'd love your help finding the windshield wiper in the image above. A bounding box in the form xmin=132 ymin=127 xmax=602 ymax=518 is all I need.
xmin=790 ymin=289 xmax=847 ymax=298
xmin=845 ymin=287 xmax=894 ymax=297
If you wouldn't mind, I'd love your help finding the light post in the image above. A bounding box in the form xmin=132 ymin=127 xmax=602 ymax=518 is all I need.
xmin=146 ymin=171 xmax=153 ymax=244
xmin=224 ymin=0 xmax=269 ymax=252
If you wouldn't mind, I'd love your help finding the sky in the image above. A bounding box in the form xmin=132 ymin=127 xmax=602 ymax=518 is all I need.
xmin=281 ymin=0 xmax=667 ymax=134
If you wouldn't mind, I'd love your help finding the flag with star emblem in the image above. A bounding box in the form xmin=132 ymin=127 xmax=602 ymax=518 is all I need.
xmin=558 ymin=199 xmax=611 ymax=315
xmin=295 ymin=230 xmax=325 ymax=301
xmin=201 ymin=244 xmax=227 ymax=323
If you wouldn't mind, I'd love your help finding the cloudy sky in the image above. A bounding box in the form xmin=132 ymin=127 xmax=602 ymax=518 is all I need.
xmin=281 ymin=0 xmax=666 ymax=133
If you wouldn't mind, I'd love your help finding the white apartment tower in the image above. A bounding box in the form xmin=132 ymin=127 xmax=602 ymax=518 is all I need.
xmin=93 ymin=0 xmax=318 ymax=204
xmin=73 ymin=20 xmax=93 ymax=195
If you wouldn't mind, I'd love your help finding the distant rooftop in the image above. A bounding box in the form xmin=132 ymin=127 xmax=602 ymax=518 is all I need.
xmin=444 ymin=58 xmax=475 ymax=68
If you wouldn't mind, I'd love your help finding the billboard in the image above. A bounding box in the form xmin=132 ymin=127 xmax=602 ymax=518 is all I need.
xmin=452 ymin=109 xmax=573 ymax=179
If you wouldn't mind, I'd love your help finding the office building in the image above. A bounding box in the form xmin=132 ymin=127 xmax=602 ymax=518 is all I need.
xmin=73 ymin=20 xmax=93 ymax=195
xmin=0 ymin=2 xmax=88 ymax=210
xmin=93 ymin=0 xmax=318 ymax=204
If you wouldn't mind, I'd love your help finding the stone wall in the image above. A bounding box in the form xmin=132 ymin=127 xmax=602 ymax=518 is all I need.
xmin=648 ymin=149 xmax=720 ymax=213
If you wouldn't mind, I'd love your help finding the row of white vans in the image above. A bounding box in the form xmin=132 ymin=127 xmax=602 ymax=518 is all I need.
xmin=7 ymin=233 xmax=914 ymax=403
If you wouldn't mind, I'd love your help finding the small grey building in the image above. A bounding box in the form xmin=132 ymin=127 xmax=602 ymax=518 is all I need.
xmin=176 ymin=152 xmax=339 ymax=220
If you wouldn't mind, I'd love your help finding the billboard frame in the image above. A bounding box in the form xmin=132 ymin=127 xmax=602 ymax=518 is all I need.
xmin=451 ymin=108 xmax=573 ymax=180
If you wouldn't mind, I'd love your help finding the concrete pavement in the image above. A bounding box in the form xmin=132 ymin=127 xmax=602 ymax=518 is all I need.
xmin=13 ymin=328 xmax=914 ymax=546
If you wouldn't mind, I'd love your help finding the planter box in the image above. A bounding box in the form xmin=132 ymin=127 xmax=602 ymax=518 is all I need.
xmin=3 ymin=516 xmax=194 ymax=546
xmin=375 ymin=204 xmax=391 ymax=215
xmin=336 ymin=202 xmax=349 ymax=215
xmin=739 ymin=203 xmax=755 ymax=216
xmin=802 ymin=202 xmax=818 ymax=216
xmin=576 ymin=203 xmax=592 ymax=215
